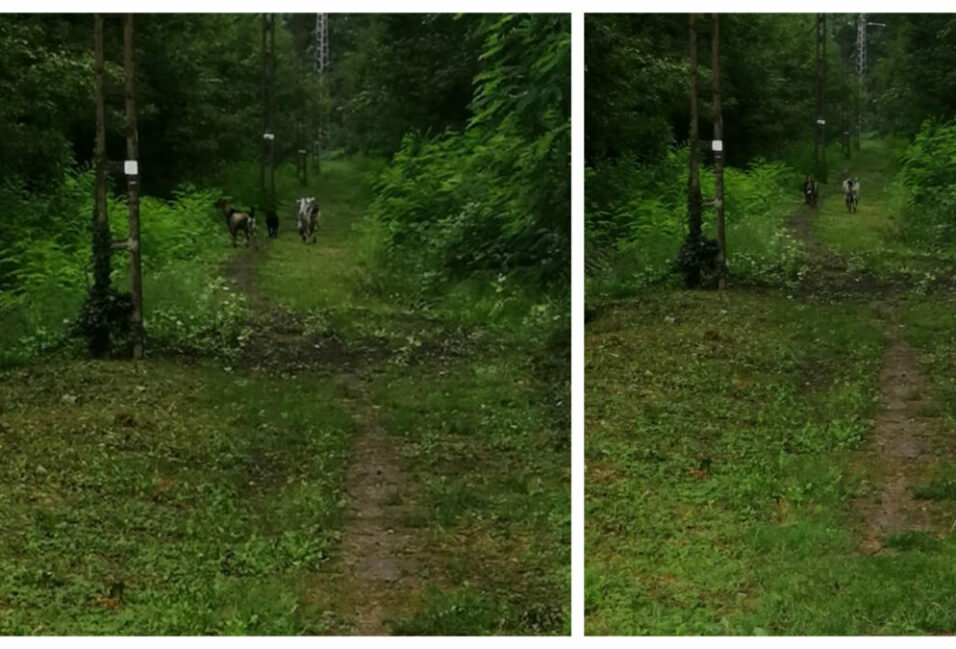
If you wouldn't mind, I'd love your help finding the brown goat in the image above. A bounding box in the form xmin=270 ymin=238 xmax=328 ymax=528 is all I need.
xmin=216 ymin=198 xmax=256 ymax=247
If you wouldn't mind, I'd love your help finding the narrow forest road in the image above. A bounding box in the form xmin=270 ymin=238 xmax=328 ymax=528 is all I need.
xmin=222 ymin=174 xmax=431 ymax=634
xmin=788 ymin=141 xmax=951 ymax=553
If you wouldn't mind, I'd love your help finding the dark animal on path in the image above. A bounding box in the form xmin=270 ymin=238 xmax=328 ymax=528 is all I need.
xmin=803 ymin=174 xmax=818 ymax=207
xmin=842 ymin=178 xmax=860 ymax=213
xmin=296 ymin=197 xmax=320 ymax=244
xmin=216 ymin=198 xmax=256 ymax=247
xmin=266 ymin=209 xmax=278 ymax=238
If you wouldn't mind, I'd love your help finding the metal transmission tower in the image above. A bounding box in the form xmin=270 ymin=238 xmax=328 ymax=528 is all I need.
xmin=814 ymin=14 xmax=827 ymax=182
xmin=312 ymin=13 xmax=330 ymax=173
xmin=314 ymin=13 xmax=329 ymax=74
xmin=856 ymin=13 xmax=867 ymax=77
xmin=853 ymin=14 xmax=886 ymax=150
xmin=854 ymin=13 xmax=866 ymax=151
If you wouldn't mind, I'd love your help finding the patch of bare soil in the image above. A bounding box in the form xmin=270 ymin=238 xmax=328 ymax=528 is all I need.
xmin=789 ymin=203 xmax=844 ymax=271
xmin=853 ymin=311 xmax=947 ymax=554
xmin=787 ymin=203 xmax=905 ymax=300
xmin=225 ymin=248 xmax=391 ymax=373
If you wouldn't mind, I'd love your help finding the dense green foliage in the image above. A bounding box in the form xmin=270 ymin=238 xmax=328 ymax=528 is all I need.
xmin=368 ymin=14 xmax=570 ymax=295
xmin=0 ymin=13 xmax=569 ymax=362
xmin=585 ymin=13 xmax=956 ymax=298
xmin=587 ymin=148 xmax=807 ymax=299
xmin=868 ymin=15 xmax=956 ymax=137
xmin=897 ymin=121 xmax=956 ymax=253
xmin=585 ymin=14 xmax=839 ymax=169
xmin=326 ymin=15 xmax=481 ymax=155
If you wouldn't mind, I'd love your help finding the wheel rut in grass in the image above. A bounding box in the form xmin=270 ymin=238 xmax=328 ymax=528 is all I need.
xmin=854 ymin=305 xmax=943 ymax=554
xmin=326 ymin=373 xmax=430 ymax=635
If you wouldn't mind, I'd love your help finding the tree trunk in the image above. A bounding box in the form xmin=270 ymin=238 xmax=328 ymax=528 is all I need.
xmin=260 ymin=14 xmax=267 ymax=207
xmin=683 ymin=14 xmax=704 ymax=288
xmin=89 ymin=14 xmax=112 ymax=358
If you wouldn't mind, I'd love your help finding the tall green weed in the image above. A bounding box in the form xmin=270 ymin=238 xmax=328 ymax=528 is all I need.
xmin=897 ymin=119 xmax=956 ymax=253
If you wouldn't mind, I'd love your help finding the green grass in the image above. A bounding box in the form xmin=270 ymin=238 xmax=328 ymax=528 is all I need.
xmin=375 ymin=350 xmax=570 ymax=635
xmin=899 ymin=294 xmax=956 ymax=421
xmin=257 ymin=157 xmax=387 ymax=315
xmin=0 ymin=360 xmax=352 ymax=634
xmin=813 ymin=138 xmax=946 ymax=276
xmin=586 ymin=289 xmax=956 ymax=635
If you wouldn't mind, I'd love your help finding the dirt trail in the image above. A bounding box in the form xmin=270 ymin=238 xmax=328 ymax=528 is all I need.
xmin=224 ymin=244 xmax=429 ymax=635
xmin=856 ymin=304 xmax=942 ymax=553
xmin=329 ymin=373 xmax=429 ymax=634
xmin=788 ymin=192 xmax=946 ymax=551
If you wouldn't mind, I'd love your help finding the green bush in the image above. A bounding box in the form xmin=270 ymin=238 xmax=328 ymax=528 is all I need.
xmin=897 ymin=119 xmax=956 ymax=251
xmin=360 ymin=14 xmax=570 ymax=341
xmin=0 ymin=170 xmax=245 ymax=364
xmin=586 ymin=148 xmax=805 ymax=301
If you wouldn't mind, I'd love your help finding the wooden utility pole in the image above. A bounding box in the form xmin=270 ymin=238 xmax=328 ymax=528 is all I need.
xmin=89 ymin=14 xmax=112 ymax=358
xmin=685 ymin=14 xmax=704 ymax=288
xmin=814 ymin=14 xmax=828 ymax=182
xmin=123 ymin=15 xmax=143 ymax=359
xmin=296 ymin=119 xmax=308 ymax=187
xmin=712 ymin=14 xmax=726 ymax=290
xmin=89 ymin=14 xmax=143 ymax=358
xmin=261 ymin=14 xmax=276 ymax=212
xmin=683 ymin=14 xmax=725 ymax=289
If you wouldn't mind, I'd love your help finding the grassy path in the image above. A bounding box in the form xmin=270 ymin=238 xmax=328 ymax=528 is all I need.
xmin=225 ymin=158 xmax=570 ymax=635
xmin=223 ymin=160 xmax=430 ymax=634
xmin=587 ymin=139 xmax=956 ymax=635
xmin=788 ymin=142 xmax=950 ymax=552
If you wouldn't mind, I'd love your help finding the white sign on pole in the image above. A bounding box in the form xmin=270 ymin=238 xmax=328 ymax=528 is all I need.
xmin=712 ymin=140 xmax=723 ymax=152
xmin=263 ymin=132 xmax=275 ymax=141
xmin=124 ymin=160 xmax=138 ymax=176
